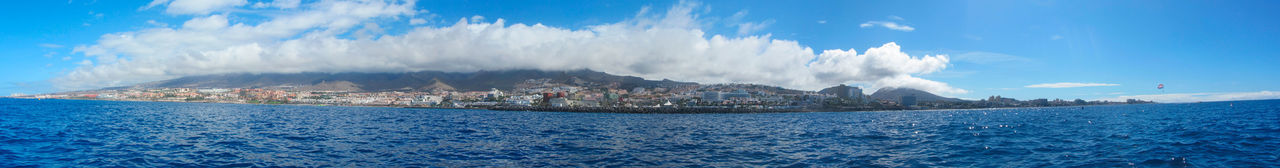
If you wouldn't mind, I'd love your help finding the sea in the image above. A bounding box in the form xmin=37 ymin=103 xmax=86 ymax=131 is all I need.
xmin=1 ymin=98 xmax=1277 ymax=167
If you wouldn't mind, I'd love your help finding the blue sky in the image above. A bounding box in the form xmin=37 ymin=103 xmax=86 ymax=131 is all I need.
xmin=2 ymin=0 xmax=1278 ymax=102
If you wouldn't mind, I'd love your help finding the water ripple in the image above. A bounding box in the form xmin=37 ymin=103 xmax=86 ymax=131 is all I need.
xmin=0 ymin=98 xmax=1278 ymax=167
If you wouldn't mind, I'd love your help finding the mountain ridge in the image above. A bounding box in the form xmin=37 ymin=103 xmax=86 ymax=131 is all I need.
xmin=124 ymin=70 xmax=699 ymax=92
xmin=114 ymin=69 xmax=967 ymax=102
xmin=870 ymin=87 xmax=965 ymax=102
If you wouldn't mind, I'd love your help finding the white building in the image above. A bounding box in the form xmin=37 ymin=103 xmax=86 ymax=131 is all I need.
xmin=631 ymin=87 xmax=647 ymax=95
xmin=549 ymin=98 xmax=572 ymax=107
xmin=701 ymin=91 xmax=722 ymax=102
xmin=724 ymin=89 xmax=751 ymax=99
xmin=198 ymin=88 xmax=231 ymax=93
xmin=489 ymin=88 xmax=504 ymax=98
xmin=419 ymin=95 xmax=444 ymax=105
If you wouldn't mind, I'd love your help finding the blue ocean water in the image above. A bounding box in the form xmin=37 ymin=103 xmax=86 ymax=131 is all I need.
xmin=0 ymin=98 xmax=1277 ymax=167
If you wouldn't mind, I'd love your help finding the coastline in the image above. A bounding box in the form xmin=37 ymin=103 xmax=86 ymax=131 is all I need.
xmin=1 ymin=97 xmax=1160 ymax=114
xmin=0 ymin=97 xmax=450 ymax=110
xmin=2 ymin=97 xmax=872 ymax=113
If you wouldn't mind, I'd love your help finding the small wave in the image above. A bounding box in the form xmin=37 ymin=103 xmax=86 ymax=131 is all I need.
xmin=1139 ymin=157 xmax=1193 ymax=167
xmin=1 ymin=98 xmax=1278 ymax=167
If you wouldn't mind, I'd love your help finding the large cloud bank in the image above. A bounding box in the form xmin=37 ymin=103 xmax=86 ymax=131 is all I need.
xmin=64 ymin=0 xmax=966 ymax=95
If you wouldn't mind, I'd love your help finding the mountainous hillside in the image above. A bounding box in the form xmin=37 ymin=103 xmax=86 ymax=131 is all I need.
xmin=117 ymin=69 xmax=969 ymax=102
xmin=127 ymin=70 xmax=697 ymax=92
xmin=870 ymin=87 xmax=966 ymax=102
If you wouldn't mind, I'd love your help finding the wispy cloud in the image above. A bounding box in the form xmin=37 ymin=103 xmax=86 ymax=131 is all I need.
xmin=816 ymin=20 xmax=826 ymax=24
xmin=727 ymin=10 xmax=773 ymax=35
xmin=1026 ymin=82 xmax=1119 ymax=88
xmin=920 ymin=70 xmax=975 ymax=78
xmin=143 ymin=0 xmax=249 ymax=15
xmin=1097 ymin=91 xmax=1280 ymax=103
xmin=736 ymin=20 xmax=774 ymax=35
xmin=251 ymin=0 xmax=300 ymax=9
xmin=409 ymin=18 xmax=427 ymax=25
xmin=859 ymin=21 xmax=914 ymax=32
xmin=39 ymin=43 xmax=64 ymax=48
xmin=1051 ymin=35 xmax=1063 ymax=40
xmin=729 ymin=10 xmax=748 ymax=20
xmin=146 ymin=20 xmax=169 ymax=27
xmin=952 ymin=51 xmax=1029 ymax=64
xmin=89 ymin=11 xmax=104 ymax=18
xmin=888 ymin=15 xmax=904 ymax=21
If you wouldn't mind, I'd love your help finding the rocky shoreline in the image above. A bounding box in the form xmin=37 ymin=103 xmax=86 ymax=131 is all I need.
xmin=488 ymin=106 xmax=807 ymax=113
xmin=486 ymin=106 xmax=907 ymax=114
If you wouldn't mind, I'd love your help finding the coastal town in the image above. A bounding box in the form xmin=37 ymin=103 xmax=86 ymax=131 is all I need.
xmin=7 ymin=77 xmax=1152 ymax=112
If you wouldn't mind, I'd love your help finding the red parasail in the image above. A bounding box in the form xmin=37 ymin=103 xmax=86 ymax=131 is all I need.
xmin=1158 ymin=84 xmax=1164 ymax=89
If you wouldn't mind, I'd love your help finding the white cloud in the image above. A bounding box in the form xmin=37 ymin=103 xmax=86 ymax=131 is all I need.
xmin=352 ymin=23 xmax=384 ymax=40
xmin=409 ymin=18 xmax=427 ymax=25
xmin=182 ymin=14 xmax=229 ymax=31
xmin=816 ymin=20 xmax=826 ymax=24
xmin=1025 ymin=82 xmax=1119 ymax=88
xmin=859 ymin=21 xmax=914 ymax=32
xmin=61 ymin=0 xmax=964 ymax=96
xmin=39 ymin=43 xmax=64 ymax=48
xmin=252 ymin=0 xmax=300 ymax=9
xmin=44 ymin=52 xmax=57 ymax=58
xmin=145 ymin=0 xmax=249 ymax=15
xmin=888 ymin=15 xmax=904 ymax=20
xmin=809 ymin=43 xmax=964 ymax=94
xmin=1097 ymin=91 xmax=1280 ymax=103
